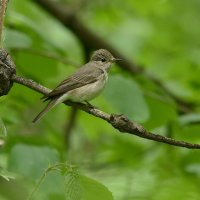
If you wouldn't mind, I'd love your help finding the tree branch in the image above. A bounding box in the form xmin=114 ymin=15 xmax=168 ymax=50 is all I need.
xmin=33 ymin=0 xmax=195 ymax=114
xmin=1 ymin=0 xmax=199 ymax=150
xmin=0 ymin=49 xmax=16 ymax=95
xmin=0 ymin=0 xmax=8 ymax=46
xmin=10 ymin=74 xmax=200 ymax=149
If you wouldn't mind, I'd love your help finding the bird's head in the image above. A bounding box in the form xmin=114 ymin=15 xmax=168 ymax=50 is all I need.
xmin=90 ymin=49 xmax=121 ymax=70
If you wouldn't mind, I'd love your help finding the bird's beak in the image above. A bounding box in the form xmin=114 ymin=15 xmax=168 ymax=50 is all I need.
xmin=111 ymin=58 xmax=122 ymax=62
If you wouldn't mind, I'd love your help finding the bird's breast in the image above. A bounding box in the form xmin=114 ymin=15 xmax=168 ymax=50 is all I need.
xmin=67 ymin=73 xmax=108 ymax=102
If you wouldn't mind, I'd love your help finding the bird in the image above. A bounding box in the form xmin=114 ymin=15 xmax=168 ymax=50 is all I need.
xmin=32 ymin=49 xmax=121 ymax=123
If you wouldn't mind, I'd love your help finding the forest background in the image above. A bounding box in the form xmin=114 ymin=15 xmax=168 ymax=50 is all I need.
xmin=1 ymin=0 xmax=200 ymax=199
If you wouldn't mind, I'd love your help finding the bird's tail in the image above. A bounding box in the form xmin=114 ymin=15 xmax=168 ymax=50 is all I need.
xmin=32 ymin=98 xmax=58 ymax=123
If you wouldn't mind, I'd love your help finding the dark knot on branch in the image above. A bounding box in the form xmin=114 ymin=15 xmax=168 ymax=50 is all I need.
xmin=110 ymin=114 xmax=146 ymax=134
xmin=0 ymin=49 xmax=16 ymax=96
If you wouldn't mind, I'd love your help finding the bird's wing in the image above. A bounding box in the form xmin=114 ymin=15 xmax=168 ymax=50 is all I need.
xmin=43 ymin=63 xmax=104 ymax=100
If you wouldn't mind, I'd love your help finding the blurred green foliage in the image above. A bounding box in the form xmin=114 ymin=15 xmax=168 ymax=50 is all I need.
xmin=1 ymin=0 xmax=200 ymax=199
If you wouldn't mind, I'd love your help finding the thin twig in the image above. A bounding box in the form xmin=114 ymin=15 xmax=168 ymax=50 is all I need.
xmin=0 ymin=0 xmax=7 ymax=47
xmin=11 ymin=74 xmax=200 ymax=149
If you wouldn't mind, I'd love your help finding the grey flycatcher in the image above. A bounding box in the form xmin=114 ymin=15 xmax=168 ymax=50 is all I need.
xmin=32 ymin=49 xmax=121 ymax=123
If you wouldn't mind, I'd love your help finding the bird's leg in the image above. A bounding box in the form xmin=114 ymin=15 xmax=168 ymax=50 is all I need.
xmin=84 ymin=101 xmax=96 ymax=109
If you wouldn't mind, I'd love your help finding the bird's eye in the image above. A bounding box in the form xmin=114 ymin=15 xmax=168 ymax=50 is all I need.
xmin=101 ymin=58 xmax=106 ymax=62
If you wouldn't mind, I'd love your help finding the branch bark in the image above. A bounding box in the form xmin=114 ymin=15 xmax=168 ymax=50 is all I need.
xmin=0 ymin=49 xmax=16 ymax=95
xmin=0 ymin=0 xmax=8 ymax=46
xmin=10 ymin=74 xmax=200 ymax=149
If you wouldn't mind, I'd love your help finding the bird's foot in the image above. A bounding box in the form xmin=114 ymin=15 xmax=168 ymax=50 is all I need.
xmin=85 ymin=101 xmax=97 ymax=109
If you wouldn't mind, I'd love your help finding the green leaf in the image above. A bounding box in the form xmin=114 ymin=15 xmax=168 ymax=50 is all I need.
xmin=4 ymin=28 xmax=32 ymax=49
xmin=178 ymin=113 xmax=200 ymax=126
xmin=143 ymin=95 xmax=177 ymax=130
xmin=15 ymin=51 xmax=59 ymax=85
xmin=80 ymin=175 xmax=113 ymax=200
xmin=104 ymin=75 xmax=149 ymax=122
xmin=64 ymin=171 xmax=113 ymax=200
xmin=8 ymin=144 xmax=60 ymax=180
xmin=7 ymin=0 xmax=82 ymax=57
xmin=65 ymin=171 xmax=82 ymax=200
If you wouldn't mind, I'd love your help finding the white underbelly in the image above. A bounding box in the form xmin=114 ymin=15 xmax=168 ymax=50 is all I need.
xmin=57 ymin=74 xmax=107 ymax=103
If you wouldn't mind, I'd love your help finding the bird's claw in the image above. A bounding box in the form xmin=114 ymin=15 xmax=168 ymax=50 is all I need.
xmin=85 ymin=101 xmax=97 ymax=109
